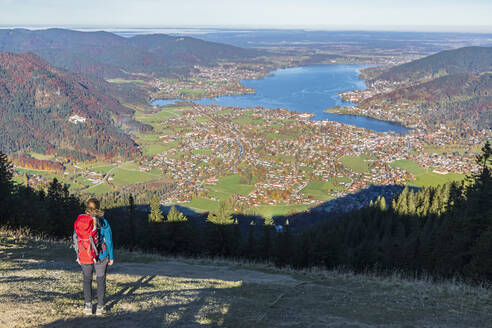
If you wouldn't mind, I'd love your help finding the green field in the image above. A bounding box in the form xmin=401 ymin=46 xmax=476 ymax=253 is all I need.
xmin=110 ymin=168 xmax=159 ymax=186
xmin=341 ymin=155 xmax=375 ymax=173
xmin=132 ymin=106 xmax=183 ymax=157
xmin=88 ymin=164 xmax=116 ymax=175
xmin=76 ymin=161 xmax=111 ymax=169
xmin=142 ymin=143 xmax=175 ymax=156
xmin=206 ymin=175 xmax=255 ymax=200
xmin=119 ymin=162 xmax=140 ymax=170
xmin=135 ymin=107 xmax=181 ymax=123
xmin=265 ymin=131 xmax=302 ymax=140
xmin=234 ymin=116 xmax=265 ymax=126
xmin=301 ymin=177 xmax=350 ymax=201
xmin=135 ymin=137 xmax=179 ymax=156
xmin=181 ymin=197 xmax=219 ymax=212
xmin=390 ymin=159 xmax=465 ymax=187
xmin=192 ymin=149 xmax=213 ymax=156
xmin=82 ymin=182 xmax=112 ymax=195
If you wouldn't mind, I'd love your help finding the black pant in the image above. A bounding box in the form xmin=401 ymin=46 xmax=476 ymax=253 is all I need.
xmin=80 ymin=257 xmax=109 ymax=307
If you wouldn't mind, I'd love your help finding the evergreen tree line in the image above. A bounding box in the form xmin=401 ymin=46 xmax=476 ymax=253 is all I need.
xmin=295 ymin=142 xmax=492 ymax=281
xmin=0 ymin=151 xmax=83 ymax=238
xmin=0 ymin=142 xmax=490 ymax=282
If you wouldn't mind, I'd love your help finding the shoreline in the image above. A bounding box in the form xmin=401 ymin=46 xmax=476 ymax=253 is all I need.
xmin=151 ymin=64 xmax=409 ymax=134
xmin=323 ymin=106 xmax=410 ymax=130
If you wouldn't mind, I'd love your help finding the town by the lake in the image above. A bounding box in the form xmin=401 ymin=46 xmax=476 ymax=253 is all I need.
xmin=16 ymin=62 xmax=489 ymax=217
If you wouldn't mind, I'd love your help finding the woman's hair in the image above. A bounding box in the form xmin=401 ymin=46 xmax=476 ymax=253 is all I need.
xmin=86 ymin=198 xmax=104 ymax=217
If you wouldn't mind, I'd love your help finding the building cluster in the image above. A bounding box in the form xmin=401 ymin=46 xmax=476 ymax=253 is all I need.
xmin=133 ymin=102 xmax=483 ymax=210
xmin=150 ymin=63 xmax=269 ymax=100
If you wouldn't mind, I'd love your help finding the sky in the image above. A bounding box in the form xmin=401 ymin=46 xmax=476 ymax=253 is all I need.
xmin=1 ymin=0 xmax=491 ymax=32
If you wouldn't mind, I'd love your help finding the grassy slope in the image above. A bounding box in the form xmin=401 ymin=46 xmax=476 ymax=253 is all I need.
xmin=341 ymin=155 xmax=374 ymax=173
xmin=301 ymin=178 xmax=350 ymax=201
xmin=1 ymin=231 xmax=491 ymax=328
xmin=390 ymin=159 xmax=465 ymax=187
xmin=206 ymin=175 xmax=255 ymax=200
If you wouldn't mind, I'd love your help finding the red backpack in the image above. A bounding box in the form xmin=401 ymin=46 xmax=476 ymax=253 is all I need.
xmin=74 ymin=214 xmax=99 ymax=264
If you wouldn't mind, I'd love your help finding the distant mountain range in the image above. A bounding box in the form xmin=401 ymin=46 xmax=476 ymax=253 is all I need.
xmin=362 ymin=47 xmax=492 ymax=130
xmin=0 ymin=52 xmax=142 ymax=160
xmin=0 ymin=28 xmax=258 ymax=78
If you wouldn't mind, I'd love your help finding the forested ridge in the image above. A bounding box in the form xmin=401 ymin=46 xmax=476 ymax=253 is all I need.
xmin=361 ymin=46 xmax=492 ymax=130
xmin=373 ymin=46 xmax=492 ymax=83
xmin=361 ymin=72 xmax=492 ymax=130
xmin=0 ymin=28 xmax=258 ymax=79
xmin=0 ymin=52 xmax=143 ymax=160
xmin=0 ymin=143 xmax=490 ymax=282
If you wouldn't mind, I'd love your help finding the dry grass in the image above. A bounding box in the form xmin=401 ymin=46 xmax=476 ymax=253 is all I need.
xmin=1 ymin=230 xmax=491 ymax=327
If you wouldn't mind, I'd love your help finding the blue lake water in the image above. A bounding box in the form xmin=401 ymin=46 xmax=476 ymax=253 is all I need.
xmin=152 ymin=65 xmax=409 ymax=134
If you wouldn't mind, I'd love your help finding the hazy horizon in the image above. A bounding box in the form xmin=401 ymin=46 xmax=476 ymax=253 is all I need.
xmin=1 ymin=0 xmax=491 ymax=34
xmin=1 ymin=25 xmax=492 ymax=35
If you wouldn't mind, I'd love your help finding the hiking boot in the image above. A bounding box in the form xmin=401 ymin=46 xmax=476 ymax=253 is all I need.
xmin=84 ymin=303 xmax=92 ymax=316
xmin=96 ymin=306 xmax=106 ymax=316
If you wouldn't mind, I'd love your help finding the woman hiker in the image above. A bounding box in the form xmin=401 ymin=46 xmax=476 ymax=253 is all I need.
xmin=73 ymin=198 xmax=114 ymax=316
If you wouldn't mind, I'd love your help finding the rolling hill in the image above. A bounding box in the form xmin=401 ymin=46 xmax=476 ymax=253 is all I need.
xmin=373 ymin=46 xmax=492 ymax=83
xmin=0 ymin=28 xmax=258 ymax=78
xmin=362 ymin=47 xmax=492 ymax=129
xmin=0 ymin=52 xmax=141 ymax=160
xmin=361 ymin=72 xmax=492 ymax=129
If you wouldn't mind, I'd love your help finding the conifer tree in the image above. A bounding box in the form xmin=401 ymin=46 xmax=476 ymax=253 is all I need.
xmin=246 ymin=220 xmax=257 ymax=258
xmin=128 ymin=194 xmax=136 ymax=215
xmin=260 ymin=217 xmax=274 ymax=259
xmin=378 ymin=196 xmax=387 ymax=212
xmin=0 ymin=151 xmax=13 ymax=193
xmin=0 ymin=151 xmax=14 ymax=223
xmin=205 ymin=200 xmax=234 ymax=256
xmin=127 ymin=193 xmax=137 ymax=250
xmin=273 ymin=218 xmax=293 ymax=267
xmin=167 ymin=205 xmax=188 ymax=222
xmin=231 ymin=218 xmax=242 ymax=256
xmin=148 ymin=195 xmax=164 ymax=223
xmin=476 ymin=141 xmax=491 ymax=173
xmin=395 ymin=186 xmax=409 ymax=215
xmin=206 ymin=200 xmax=234 ymax=225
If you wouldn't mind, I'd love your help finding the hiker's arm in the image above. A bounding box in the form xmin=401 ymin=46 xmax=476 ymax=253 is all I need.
xmin=72 ymin=231 xmax=79 ymax=263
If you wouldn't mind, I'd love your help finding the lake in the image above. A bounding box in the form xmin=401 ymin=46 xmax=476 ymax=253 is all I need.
xmin=152 ymin=65 xmax=409 ymax=134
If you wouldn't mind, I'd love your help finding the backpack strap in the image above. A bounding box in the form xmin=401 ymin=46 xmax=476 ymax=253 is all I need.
xmin=89 ymin=235 xmax=98 ymax=263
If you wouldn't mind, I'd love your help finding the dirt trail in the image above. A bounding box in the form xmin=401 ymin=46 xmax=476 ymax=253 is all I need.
xmin=112 ymin=260 xmax=298 ymax=286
